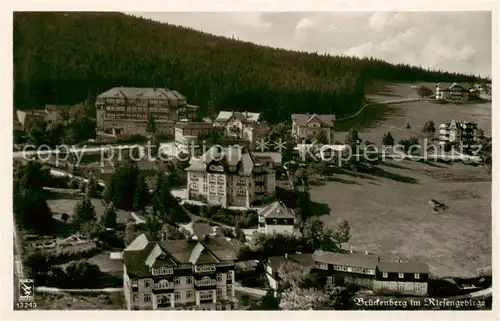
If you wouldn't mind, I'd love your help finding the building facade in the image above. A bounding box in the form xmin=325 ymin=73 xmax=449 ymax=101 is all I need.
xmin=258 ymin=201 xmax=298 ymax=235
xmin=185 ymin=146 xmax=276 ymax=208
xmin=372 ymin=260 xmax=429 ymax=296
xmin=291 ymin=114 xmax=335 ymax=143
xmin=313 ymin=250 xmax=429 ymax=296
xmin=15 ymin=110 xmax=45 ymax=130
xmin=123 ymin=234 xmax=238 ymax=311
xmin=264 ymin=250 xmax=429 ymax=296
xmin=435 ymin=83 xmax=470 ymax=102
xmin=96 ymin=87 xmax=198 ymax=136
xmin=214 ymin=111 xmax=270 ymax=150
xmin=438 ymin=120 xmax=478 ymax=147
xmin=45 ymin=104 xmax=72 ymax=125
xmin=175 ymin=121 xmax=215 ymax=155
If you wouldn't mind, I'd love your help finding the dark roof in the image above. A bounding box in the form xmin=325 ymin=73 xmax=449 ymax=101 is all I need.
xmin=192 ymin=222 xmax=214 ymax=239
xmin=235 ymin=260 xmax=259 ymax=270
xmin=266 ymin=253 xmax=314 ymax=272
xmin=185 ymin=146 xmax=262 ymax=176
xmin=259 ymin=201 xmax=295 ymax=219
xmin=437 ymin=82 xmax=471 ymax=91
xmin=123 ymin=234 xmax=237 ymax=277
xmin=291 ymin=114 xmax=336 ymax=127
xmin=377 ymin=260 xmax=429 ymax=274
xmin=45 ymin=104 xmax=71 ymax=111
xmin=189 ymin=243 xmax=220 ymax=264
xmin=175 ymin=121 xmax=214 ymax=129
xmin=215 ymin=111 xmax=260 ymax=123
xmin=313 ymin=250 xmax=378 ymax=270
xmin=97 ymin=87 xmax=186 ymax=101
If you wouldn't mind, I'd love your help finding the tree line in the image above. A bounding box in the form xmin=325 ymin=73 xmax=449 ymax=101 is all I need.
xmin=14 ymin=12 xmax=480 ymax=124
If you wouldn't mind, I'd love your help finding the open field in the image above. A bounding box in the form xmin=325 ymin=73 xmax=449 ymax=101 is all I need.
xmin=47 ymin=197 xmax=132 ymax=225
xmin=335 ymin=82 xmax=491 ymax=144
xmin=35 ymin=292 xmax=125 ymax=310
xmin=309 ymin=159 xmax=491 ymax=278
xmin=313 ymin=82 xmax=491 ymax=279
xmin=58 ymin=251 xmax=124 ymax=277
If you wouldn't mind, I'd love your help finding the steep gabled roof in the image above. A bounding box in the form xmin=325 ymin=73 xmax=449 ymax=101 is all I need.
xmin=291 ymin=114 xmax=336 ymax=127
xmin=124 ymin=233 xmax=150 ymax=252
xmin=189 ymin=243 xmax=220 ymax=264
xmin=215 ymin=111 xmax=260 ymax=123
xmin=377 ymin=260 xmax=429 ymax=274
xmin=145 ymin=244 xmax=177 ymax=267
xmin=259 ymin=201 xmax=295 ymax=219
xmin=97 ymin=87 xmax=186 ymax=101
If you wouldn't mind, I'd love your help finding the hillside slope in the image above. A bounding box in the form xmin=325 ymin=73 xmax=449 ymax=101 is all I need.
xmin=14 ymin=12 xmax=475 ymax=123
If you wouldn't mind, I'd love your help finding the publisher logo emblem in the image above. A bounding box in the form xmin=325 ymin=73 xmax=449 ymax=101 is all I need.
xmin=19 ymin=279 xmax=34 ymax=302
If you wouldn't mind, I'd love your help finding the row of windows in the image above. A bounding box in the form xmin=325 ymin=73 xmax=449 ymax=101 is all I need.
xmin=197 ymin=276 xmax=216 ymax=286
xmin=151 ymin=267 xmax=174 ymax=276
xmin=382 ymin=272 xmax=420 ymax=279
xmin=381 ymin=282 xmax=421 ymax=292
xmin=316 ymin=262 xmax=328 ymax=270
xmin=209 ymin=186 xmax=225 ymax=194
xmin=195 ymin=265 xmax=216 ymax=273
xmin=216 ymin=286 xmax=232 ymax=297
xmin=106 ymin=106 xmax=126 ymax=112
xmin=132 ymin=289 xmax=196 ymax=304
xmin=138 ymin=276 xmax=195 ymax=289
xmin=199 ymin=290 xmax=213 ymax=300
xmin=332 ymin=265 xmax=375 ymax=275
xmin=255 ymin=186 xmax=266 ymax=193
xmin=266 ymin=218 xmax=293 ymax=225
xmin=216 ymin=272 xmax=232 ymax=282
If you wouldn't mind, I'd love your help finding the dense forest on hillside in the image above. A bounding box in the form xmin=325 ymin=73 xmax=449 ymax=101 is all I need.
xmin=14 ymin=12 xmax=478 ymax=123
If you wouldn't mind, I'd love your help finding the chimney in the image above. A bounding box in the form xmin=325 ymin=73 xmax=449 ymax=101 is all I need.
xmin=349 ymin=246 xmax=353 ymax=254
xmin=365 ymin=248 xmax=369 ymax=255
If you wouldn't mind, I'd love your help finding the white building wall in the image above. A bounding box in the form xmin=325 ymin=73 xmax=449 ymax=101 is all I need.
xmin=264 ymin=224 xmax=295 ymax=235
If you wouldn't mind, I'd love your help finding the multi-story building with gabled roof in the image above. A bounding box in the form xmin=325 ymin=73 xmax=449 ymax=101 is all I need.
xmin=185 ymin=146 xmax=276 ymax=207
xmin=123 ymin=233 xmax=238 ymax=310
xmin=96 ymin=87 xmax=199 ymax=136
xmin=258 ymin=201 xmax=298 ymax=236
xmin=438 ymin=119 xmax=478 ymax=147
xmin=214 ymin=111 xmax=270 ymax=150
xmin=291 ymin=113 xmax=335 ymax=143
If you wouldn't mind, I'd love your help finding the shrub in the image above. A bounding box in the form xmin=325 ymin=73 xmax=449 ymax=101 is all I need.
xmin=187 ymin=204 xmax=259 ymax=228
xmin=65 ymin=261 xmax=102 ymax=288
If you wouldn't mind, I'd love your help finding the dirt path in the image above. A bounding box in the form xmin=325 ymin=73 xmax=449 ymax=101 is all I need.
xmin=36 ymin=287 xmax=123 ymax=293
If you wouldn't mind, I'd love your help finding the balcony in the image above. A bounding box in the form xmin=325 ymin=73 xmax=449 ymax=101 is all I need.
xmin=153 ymin=283 xmax=174 ymax=290
xmin=195 ymin=279 xmax=217 ymax=287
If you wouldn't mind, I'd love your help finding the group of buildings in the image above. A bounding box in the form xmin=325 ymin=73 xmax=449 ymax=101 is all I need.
xmin=265 ymin=249 xmax=429 ymax=296
xmin=438 ymin=120 xmax=479 ymax=147
xmin=17 ymin=85 xmax=486 ymax=310
xmin=123 ymin=233 xmax=238 ymax=310
xmin=121 ymin=231 xmax=431 ymax=311
xmin=435 ymin=82 xmax=492 ymax=103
